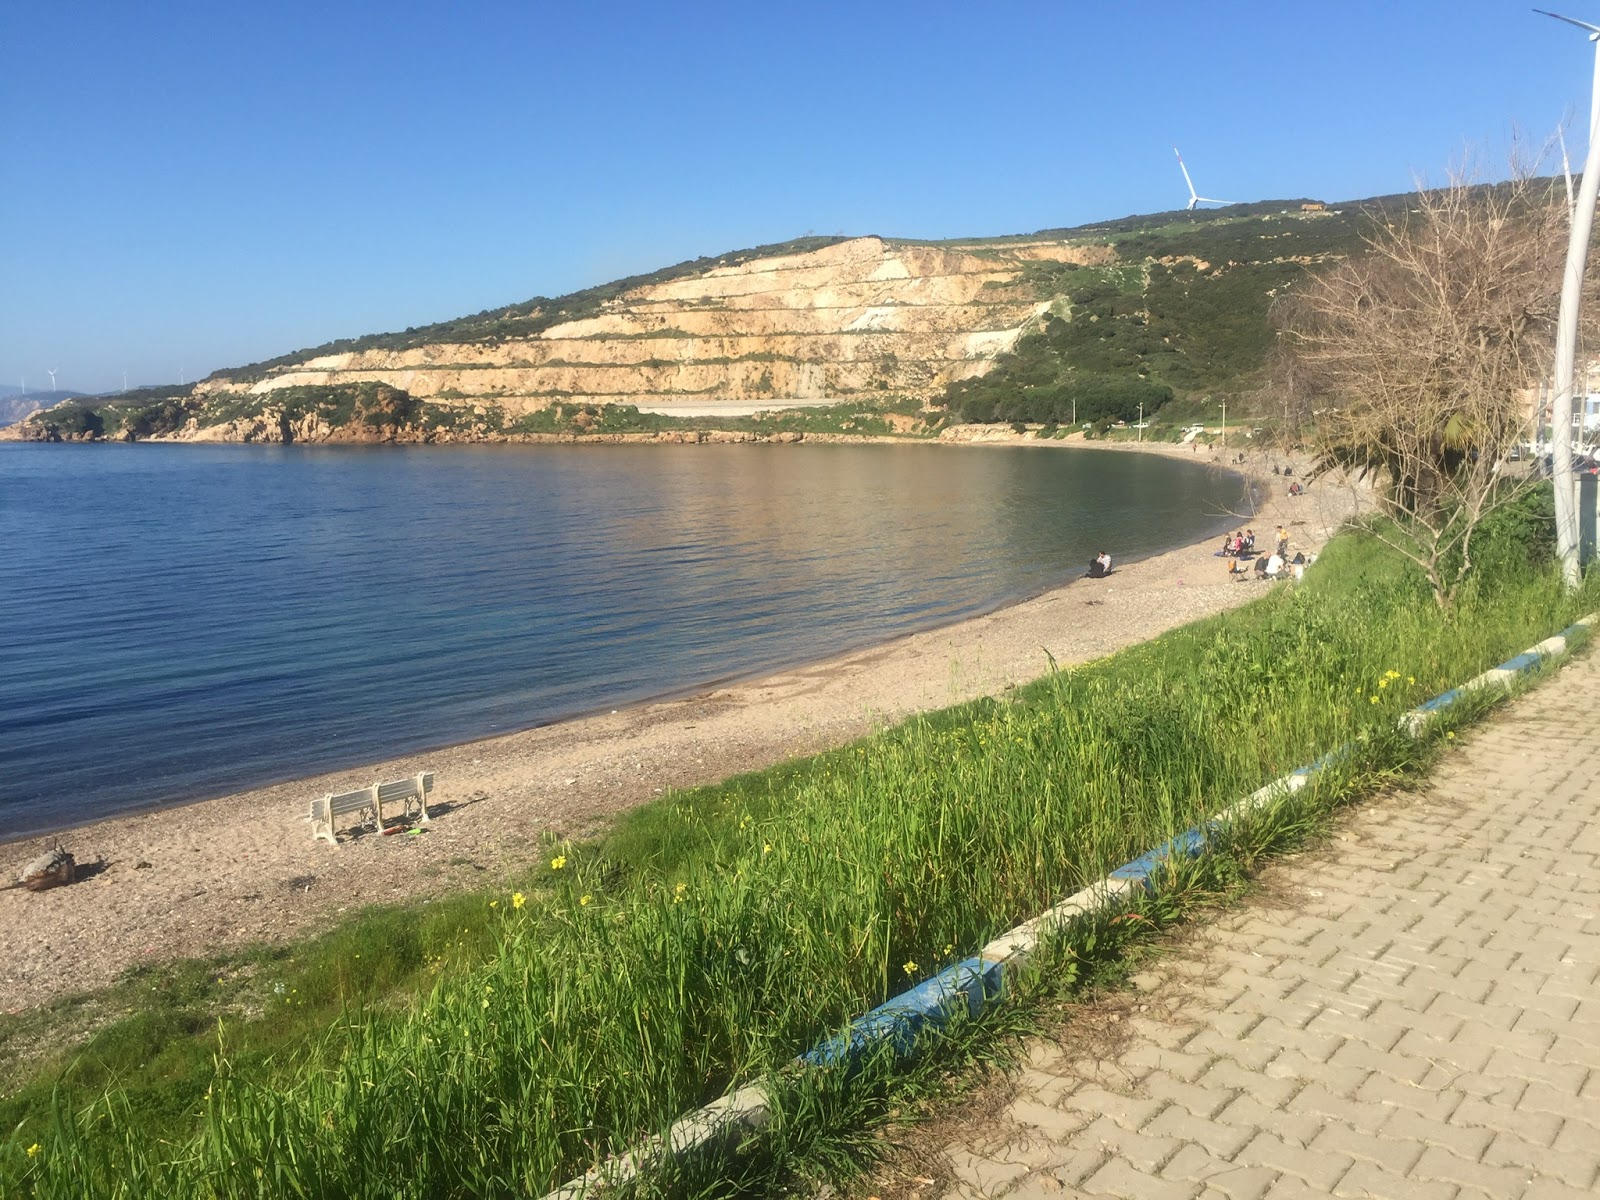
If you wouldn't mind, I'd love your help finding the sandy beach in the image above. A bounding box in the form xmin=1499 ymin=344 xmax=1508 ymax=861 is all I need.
xmin=0 ymin=439 xmax=1367 ymax=1013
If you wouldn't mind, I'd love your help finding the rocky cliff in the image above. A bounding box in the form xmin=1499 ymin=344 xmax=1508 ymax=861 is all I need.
xmin=7 ymin=198 xmax=1368 ymax=445
xmin=203 ymin=237 xmax=1101 ymax=417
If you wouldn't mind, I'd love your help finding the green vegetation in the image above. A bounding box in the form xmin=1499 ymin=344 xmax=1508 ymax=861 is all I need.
xmin=4 ymin=498 xmax=1590 ymax=1198
xmin=935 ymin=205 xmax=1383 ymax=430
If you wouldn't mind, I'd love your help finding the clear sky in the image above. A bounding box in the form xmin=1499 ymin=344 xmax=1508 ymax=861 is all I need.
xmin=4 ymin=0 xmax=1598 ymax=396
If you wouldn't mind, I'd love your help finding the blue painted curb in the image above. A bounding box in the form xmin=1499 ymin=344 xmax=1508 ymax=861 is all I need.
xmin=1108 ymin=827 xmax=1211 ymax=883
xmin=801 ymin=955 xmax=1005 ymax=1070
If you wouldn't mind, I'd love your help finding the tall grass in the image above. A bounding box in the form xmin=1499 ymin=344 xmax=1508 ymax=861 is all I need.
xmin=4 ymin=527 xmax=1590 ymax=1199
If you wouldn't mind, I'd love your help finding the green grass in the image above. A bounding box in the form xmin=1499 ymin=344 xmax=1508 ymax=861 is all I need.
xmin=3 ymin=526 xmax=1593 ymax=1198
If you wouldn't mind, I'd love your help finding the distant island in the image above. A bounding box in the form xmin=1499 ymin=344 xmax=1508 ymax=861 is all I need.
xmin=5 ymin=195 xmax=1383 ymax=446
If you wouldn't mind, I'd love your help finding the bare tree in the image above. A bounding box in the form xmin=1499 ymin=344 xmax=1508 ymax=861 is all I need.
xmin=1277 ymin=170 xmax=1570 ymax=605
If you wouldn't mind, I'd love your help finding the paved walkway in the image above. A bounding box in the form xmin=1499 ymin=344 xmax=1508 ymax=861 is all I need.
xmin=934 ymin=650 xmax=1600 ymax=1200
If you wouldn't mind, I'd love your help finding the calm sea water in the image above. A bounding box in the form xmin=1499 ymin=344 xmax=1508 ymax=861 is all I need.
xmin=0 ymin=442 xmax=1245 ymax=836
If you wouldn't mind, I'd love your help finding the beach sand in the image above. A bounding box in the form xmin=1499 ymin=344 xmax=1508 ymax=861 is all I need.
xmin=0 ymin=440 xmax=1368 ymax=1013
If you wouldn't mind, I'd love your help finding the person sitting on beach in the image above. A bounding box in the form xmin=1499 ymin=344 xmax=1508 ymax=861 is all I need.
xmin=1242 ymin=530 xmax=1256 ymax=555
xmin=1218 ymin=534 xmax=1235 ymax=557
xmin=1266 ymin=553 xmax=1284 ymax=577
xmin=1288 ymin=481 xmax=1303 ymax=497
xmin=1087 ymin=551 xmax=1112 ymax=579
xmin=1253 ymin=555 xmax=1270 ymax=578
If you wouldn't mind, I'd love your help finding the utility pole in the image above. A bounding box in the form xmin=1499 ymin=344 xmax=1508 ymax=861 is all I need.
xmin=1137 ymin=401 xmax=1144 ymax=441
xmin=1221 ymin=398 xmax=1227 ymax=448
xmin=1540 ymin=8 xmax=1600 ymax=587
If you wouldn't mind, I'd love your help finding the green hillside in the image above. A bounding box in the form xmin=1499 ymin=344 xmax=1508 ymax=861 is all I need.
xmin=11 ymin=196 xmax=1419 ymax=445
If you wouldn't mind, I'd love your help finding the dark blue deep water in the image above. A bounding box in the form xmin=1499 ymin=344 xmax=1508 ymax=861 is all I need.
xmin=0 ymin=442 xmax=1246 ymax=836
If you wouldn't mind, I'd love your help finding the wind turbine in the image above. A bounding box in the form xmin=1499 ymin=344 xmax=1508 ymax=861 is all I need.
xmin=47 ymin=368 xmax=57 ymax=392
xmin=1173 ymin=146 xmax=1236 ymax=210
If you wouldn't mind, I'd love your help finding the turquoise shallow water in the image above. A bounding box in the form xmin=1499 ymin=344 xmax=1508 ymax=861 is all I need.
xmin=0 ymin=442 xmax=1245 ymax=836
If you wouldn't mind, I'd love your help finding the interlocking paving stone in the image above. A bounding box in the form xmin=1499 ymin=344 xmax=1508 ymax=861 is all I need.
xmin=929 ymin=649 xmax=1600 ymax=1200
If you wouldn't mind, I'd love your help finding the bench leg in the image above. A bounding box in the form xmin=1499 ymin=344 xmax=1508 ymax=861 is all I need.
xmin=411 ymin=772 xmax=432 ymax=826
xmin=311 ymin=798 xmax=336 ymax=846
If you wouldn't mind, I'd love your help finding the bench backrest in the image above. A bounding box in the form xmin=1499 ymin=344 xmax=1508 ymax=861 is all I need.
xmin=311 ymin=772 xmax=434 ymax=844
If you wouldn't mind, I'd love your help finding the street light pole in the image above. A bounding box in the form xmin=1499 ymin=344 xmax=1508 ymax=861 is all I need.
xmin=1539 ymin=8 xmax=1600 ymax=587
xmin=1221 ymin=399 xmax=1227 ymax=448
xmin=1138 ymin=401 xmax=1143 ymax=442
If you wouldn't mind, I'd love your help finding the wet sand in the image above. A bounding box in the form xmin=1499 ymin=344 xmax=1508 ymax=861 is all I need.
xmin=0 ymin=439 xmax=1367 ymax=1013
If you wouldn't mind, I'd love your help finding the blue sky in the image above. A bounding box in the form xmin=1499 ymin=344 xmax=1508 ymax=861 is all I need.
xmin=4 ymin=0 xmax=1598 ymax=395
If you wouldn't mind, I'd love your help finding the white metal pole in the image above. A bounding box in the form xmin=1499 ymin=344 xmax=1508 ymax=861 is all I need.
xmin=1549 ymin=24 xmax=1600 ymax=587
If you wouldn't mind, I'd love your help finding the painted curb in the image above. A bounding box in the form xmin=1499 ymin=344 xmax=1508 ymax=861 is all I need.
xmin=538 ymin=612 xmax=1594 ymax=1199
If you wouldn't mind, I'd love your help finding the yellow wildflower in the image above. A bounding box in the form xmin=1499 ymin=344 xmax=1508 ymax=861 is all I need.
xmin=580 ymin=894 xmax=592 ymax=906
xmin=512 ymin=892 xmax=525 ymax=910
xmin=550 ymin=855 xmax=567 ymax=871
xmin=1378 ymin=679 xmax=1388 ymax=689
xmin=762 ymin=842 xmax=772 ymax=855
xmin=902 ymin=960 xmax=918 ymax=976
xmin=1370 ymin=696 xmax=1379 ymax=704
xmin=26 ymin=1143 xmax=41 ymax=1158
xmin=1407 ymin=676 xmax=1416 ymax=685
xmin=673 ymin=881 xmax=688 ymax=904
xmin=489 ymin=900 xmax=499 ymax=909
xmin=1446 ymin=731 xmax=1455 ymax=740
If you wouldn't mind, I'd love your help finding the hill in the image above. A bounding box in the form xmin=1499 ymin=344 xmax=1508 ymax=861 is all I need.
xmin=4 ymin=198 xmax=1388 ymax=445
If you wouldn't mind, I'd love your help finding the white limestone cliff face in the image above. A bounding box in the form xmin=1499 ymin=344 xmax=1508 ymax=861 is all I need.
xmin=194 ymin=237 xmax=1084 ymax=417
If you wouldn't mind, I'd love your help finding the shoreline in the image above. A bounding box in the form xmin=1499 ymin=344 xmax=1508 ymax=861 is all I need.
xmin=1 ymin=433 xmax=1250 ymax=846
xmin=0 ymin=439 xmax=1362 ymax=1013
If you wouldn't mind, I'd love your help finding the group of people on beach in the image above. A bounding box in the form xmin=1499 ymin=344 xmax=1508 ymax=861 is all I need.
xmin=1219 ymin=530 xmax=1257 ymax=558
xmin=1272 ymin=464 xmax=1307 ymax=497
xmin=1218 ymin=525 xmax=1311 ymax=581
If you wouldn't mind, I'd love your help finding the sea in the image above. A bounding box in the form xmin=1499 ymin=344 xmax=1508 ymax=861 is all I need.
xmin=0 ymin=441 xmax=1246 ymax=837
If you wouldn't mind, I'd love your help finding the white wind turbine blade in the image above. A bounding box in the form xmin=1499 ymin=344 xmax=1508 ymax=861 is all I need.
xmin=1174 ymin=145 xmax=1200 ymax=209
xmin=1535 ymin=9 xmax=1600 ymax=38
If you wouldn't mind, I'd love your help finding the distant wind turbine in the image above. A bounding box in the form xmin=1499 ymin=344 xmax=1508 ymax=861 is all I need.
xmin=47 ymin=368 xmax=57 ymax=392
xmin=1173 ymin=146 xmax=1236 ymax=210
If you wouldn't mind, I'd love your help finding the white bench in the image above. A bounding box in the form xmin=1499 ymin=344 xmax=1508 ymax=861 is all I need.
xmin=310 ymin=772 xmax=434 ymax=845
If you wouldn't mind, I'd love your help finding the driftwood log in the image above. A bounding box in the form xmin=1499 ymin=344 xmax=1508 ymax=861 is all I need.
xmin=17 ymin=848 xmax=76 ymax=892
